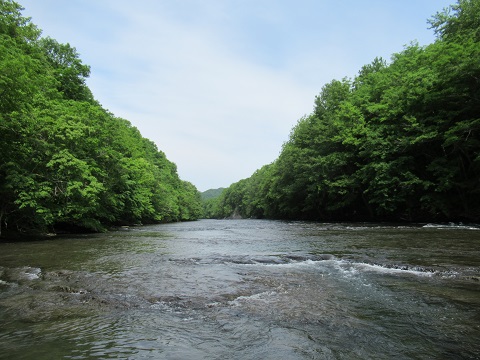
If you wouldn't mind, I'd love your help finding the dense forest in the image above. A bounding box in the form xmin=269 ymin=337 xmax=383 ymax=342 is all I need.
xmin=207 ymin=0 xmax=480 ymax=222
xmin=0 ymin=0 xmax=202 ymax=236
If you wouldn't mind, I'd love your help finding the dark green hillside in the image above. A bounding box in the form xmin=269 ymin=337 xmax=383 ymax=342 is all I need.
xmin=201 ymin=188 xmax=225 ymax=201
xmin=0 ymin=0 xmax=202 ymax=236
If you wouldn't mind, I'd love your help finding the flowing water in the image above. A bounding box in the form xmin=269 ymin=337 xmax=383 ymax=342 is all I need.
xmin=0 ymin=219 xmax=479 ymax=359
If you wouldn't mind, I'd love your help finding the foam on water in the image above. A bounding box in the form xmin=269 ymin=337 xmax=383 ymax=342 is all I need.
xmin=3 ymin=266 xmax=42 ymax=282
xmin=235 ymin=255 xmax=437 ymax=278
xmin=253 ymin=259 xmax=324 ymax=269
xmin=423 ymin=223 xmax=480 ymax=230
xmin=229 ymin=291 xmax=278 ymax=306
xmin=21 ymin=267 xmax=42 ymax=280
xmin=351 ymin=262 xmax=435 ymax=277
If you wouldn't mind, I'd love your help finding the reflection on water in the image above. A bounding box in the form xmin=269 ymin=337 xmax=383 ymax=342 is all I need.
xmin=0 ymin=220 xmax=479 ymax=359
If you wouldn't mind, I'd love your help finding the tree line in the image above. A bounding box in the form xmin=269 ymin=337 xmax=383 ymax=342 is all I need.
xmin=0 ymin=0 xmax=202 ymax=236
xmin=207 ymin=0 xmax=480 ymax=223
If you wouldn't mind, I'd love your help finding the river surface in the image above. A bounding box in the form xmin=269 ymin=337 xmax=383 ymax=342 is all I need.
xmin=0 ymin=219 xmax=479 ymax=359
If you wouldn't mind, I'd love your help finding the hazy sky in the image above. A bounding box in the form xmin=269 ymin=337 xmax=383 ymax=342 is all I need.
xmin=20 ymin=0 xmax=453 ymax=191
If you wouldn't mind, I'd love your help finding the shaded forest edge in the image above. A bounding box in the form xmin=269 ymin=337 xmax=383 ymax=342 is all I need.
xmin=0 ymin=1 xmax=203 ymax=237
xmin=204 ymin=0 xmax=480 ymax=223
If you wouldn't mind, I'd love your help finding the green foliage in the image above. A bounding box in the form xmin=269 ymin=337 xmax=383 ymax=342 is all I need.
xmin=210 ymin=0 xmax=480 ymax=222
xmin=38 ymin=37 xmax=93 ymax=102
xmin=200 ymin=188 xmax=225 ymax=219
xmin=0 ymin=0 xmax=40 ymax=43
xmin=429 ymin=0 xmax=480 ymax=40
xmin=0 ymin=0 xmax=202 ymax=236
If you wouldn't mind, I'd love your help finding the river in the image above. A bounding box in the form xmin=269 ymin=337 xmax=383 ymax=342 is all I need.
xmin=0 ymin=219 xmax=479 ymax=359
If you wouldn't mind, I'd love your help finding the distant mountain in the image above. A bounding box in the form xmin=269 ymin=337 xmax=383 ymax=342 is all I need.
xmin=201 ymin=188 xmax=225 ymax=200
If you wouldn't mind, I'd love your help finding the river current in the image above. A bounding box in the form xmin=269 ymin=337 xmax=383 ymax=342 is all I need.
xmin=0 ymin=219 xmax=479 ymax=359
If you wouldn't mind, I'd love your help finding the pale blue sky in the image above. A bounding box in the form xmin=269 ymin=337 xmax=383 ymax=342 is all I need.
xmin=20 ymin=0 xmax=453 ymax=191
